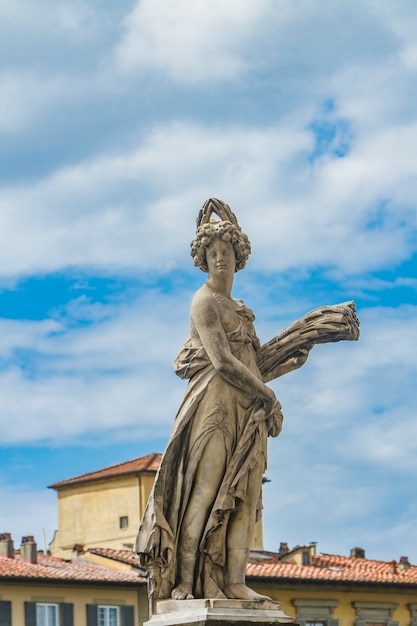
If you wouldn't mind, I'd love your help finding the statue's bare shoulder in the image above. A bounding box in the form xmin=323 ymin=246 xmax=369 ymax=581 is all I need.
xmin=192 ymin=285 xmax=240 ymax=330
xmin=190 ymin=286 xmax=222 ymax=343
xmin=191 ymin=284 xmax=216 ymax=311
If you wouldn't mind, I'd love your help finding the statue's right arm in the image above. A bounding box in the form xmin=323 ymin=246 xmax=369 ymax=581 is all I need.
xmin=191 ymin=291 xmax=277 ymax=416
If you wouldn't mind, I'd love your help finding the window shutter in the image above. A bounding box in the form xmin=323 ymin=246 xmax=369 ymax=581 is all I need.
xmin=296 ymin=620 xmax=306 ymax=626
xmin=355 ymin=621 xmax=367 ymax=626
xmin=122 ymin=605 xmax=135 ymax=626
xmin=387 ymin=622 xmax=399 ymax=626
xmin=328 ymin=620 xmax=340 ymax=626
xmin=0 ymin=600 xmax=12 ymax=626
xmin=61 ymin=602 xmax=74 ymax=626
xmin=24 ymin=602 xmax=36 ymax=626
xmin=86 ymin=604 xmax=98 ymax=626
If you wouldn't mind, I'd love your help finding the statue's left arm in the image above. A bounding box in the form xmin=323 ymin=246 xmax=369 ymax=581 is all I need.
xmin=258 ymin=301 xmax=360 ymax=383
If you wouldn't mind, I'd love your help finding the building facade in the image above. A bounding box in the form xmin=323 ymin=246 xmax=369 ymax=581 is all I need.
xmin=2 ymin=454 xmax=417 ymax=626
xmin=0 ymin=534 xmax=148 ymax=626
xmin=247 ymin=544 xmax=417 ymax=625
xmin=49 ymin=453 xmax=161 ymax=559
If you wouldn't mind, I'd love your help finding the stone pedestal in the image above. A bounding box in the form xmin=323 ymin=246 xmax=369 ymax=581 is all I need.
xmin=145 ymin=598 xmax=295 ymax=626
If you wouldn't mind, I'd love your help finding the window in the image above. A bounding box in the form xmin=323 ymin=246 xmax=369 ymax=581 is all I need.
xmin=409 ymin=603 xmax=417 ymax=626
xmin=292 ymin=599 xmax=340 ymax=626
xmin=24 ymin=601 xmax=73 ymax=626
xmin=352 ymin=602 xmax=399 ymax=626
xmin=87 ymin=604 xmax=134 ymax=626
xmin=98 ymin=605 xmax=120 ymax=626
xmin=0 ymin=600 xmax=12 ymax=626
xmin=36 ymin=603 xmax=58 ymax=626
xmin=119 ymin=516 xmax=129 ymax=529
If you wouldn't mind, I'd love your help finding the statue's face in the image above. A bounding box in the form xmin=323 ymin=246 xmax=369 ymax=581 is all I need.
xmin=206 ymin=238 xmax=236 ymax=277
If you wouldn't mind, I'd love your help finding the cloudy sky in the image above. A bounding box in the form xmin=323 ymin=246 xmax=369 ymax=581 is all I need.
xmin=1 ymin=0 xmax=417 ymax=565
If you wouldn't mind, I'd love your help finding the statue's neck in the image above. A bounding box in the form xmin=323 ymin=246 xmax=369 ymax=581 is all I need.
xmin=206 ymin=275 xmax=234 ymax=298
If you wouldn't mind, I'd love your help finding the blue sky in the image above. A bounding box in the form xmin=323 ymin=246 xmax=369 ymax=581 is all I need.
xmin=1 ymin=0 xmax=417 ymax=563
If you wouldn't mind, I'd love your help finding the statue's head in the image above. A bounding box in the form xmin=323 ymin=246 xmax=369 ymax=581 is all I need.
xmin=190 ymin=198 xmax=251 ymax=273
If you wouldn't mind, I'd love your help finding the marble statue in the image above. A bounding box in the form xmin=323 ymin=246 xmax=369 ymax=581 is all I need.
xmin=135 ymin=198 xmax=359 ymax=605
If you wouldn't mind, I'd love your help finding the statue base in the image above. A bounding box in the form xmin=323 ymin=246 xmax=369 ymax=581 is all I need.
xmin=145 ymin=598 xmax=295 ymax=626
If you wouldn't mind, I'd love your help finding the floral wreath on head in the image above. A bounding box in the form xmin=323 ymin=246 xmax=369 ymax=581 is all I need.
xmin=190 ymin=198 xmax=251 ymax=273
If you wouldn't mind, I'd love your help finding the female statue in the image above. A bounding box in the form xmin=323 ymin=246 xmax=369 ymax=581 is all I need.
xmin=135 ymin=198 xmax=358 ymax=603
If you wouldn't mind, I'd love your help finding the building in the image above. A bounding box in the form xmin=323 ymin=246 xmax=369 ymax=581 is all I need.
xmin=247 ymin=543 xmax=417 ymax=625
xmin=0 ymin=533 xmax=148 ymax=626
xmin=2 ymin=454 xmax=417 ymax=625
xmin=49 ymin=453 xmax=161 ymax=559
xmin=59 ymin=543 xmax=417 ymax=625
xmin=48 ymin=452 xmax=264 ymax=558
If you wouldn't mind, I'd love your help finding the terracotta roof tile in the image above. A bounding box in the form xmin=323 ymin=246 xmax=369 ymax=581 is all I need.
xmin=88 ymin=548 xmax=140 ymax=568
xmin=79 ymin=548 xmax=417 ymax=588
xmin=49 ymin=453 xmax=162 ymax=490
xmin=5 ymin=545 xmax=413 ymax=588
xmin=0 ymin=553 xmax=146 ymax=584
xmin=246 ymin=551 xmax=417 ymax=586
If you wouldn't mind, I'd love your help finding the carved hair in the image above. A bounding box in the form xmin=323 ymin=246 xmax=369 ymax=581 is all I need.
xmin=190 ymin=198 xmax=251 ymax=273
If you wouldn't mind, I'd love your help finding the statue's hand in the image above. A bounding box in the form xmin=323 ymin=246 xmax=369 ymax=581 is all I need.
xmin=267 ymin=401 xmax=284 ymax=437
xmin=261 ymin=385 xmax=279 ymax=418
xmin=251 ymin=395 xmax=283 ymax=437
xmin=252 ymin=394 xmax=282 ymax=422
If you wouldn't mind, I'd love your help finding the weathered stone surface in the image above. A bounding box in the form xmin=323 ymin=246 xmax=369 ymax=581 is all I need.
xmin=145 ymin=599 xmax=294 ymax=625
xmin=136 ymin=198 xmax=358 ymax=610
xmin=257 ymin=300 xmax=359 ymax=382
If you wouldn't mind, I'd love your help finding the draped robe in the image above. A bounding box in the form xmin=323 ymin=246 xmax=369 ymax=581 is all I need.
xmin=135 ymin=300 xmax=270 ymax=600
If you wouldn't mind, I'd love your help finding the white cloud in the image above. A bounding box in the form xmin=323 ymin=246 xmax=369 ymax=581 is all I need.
xmin=0 ymin=71 xmax=76 ymax=133
xmin=262 ymin=303 xmax=417 ymax=563
xmin=1 ymin=277 xmax=416 ymax=484
xmin=263 ymin=445 xmax=417 ymax=563
xmin=0 ymin=0 xmax=113 ymax=54
xmin=0 ymin=0 xmax=127 ymax=134
xmin=0 ymin=279 xmax=416 ymax=564
xmin=113 ymin=0 xmax=404 ymax=90
xmin=1 ymin=116 xmax=416 ymax=280
xmin=272 ymin=304 xmax=417 ymax=446
xmin=1 ymin=0 xmax=417 ymax=569
xmin=1 ymin=1 xmax=416 ymax=280
xmin=115 ymin=0 xmax=272 ymax=83
xmin=0 ymin=291 xmax=191 ymax=444
xmin=0 ymin=120 xmax=308 ymax=276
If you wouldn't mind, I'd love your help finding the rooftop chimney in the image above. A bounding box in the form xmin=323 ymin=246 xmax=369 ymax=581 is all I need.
xmin=350 ymin=547 xmax=365 ymax=559
xmin=279 ymin=542 xmax=289 ymax=556
xmin=0 ymin=533 xmax=14 ymax=558
xmin=20 ymin=536 xmax=37 ymax=564
xmin=398 ymin=556 xmax=410 ymax=570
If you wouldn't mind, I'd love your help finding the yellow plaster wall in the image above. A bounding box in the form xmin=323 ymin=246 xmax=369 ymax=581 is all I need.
xmin=4 ymin=581 xmax=413 ymax=626
xmin=280 ymin=544 xmax=316 ymax=565
xmin=50 ymin=476 xmax=141 ymax=557
xmin=78 ymin=552 xmax=133 ymax=572
xmin=251 ymin=582 xmax=416 ymax=625
xmin=139 ymin=474 xmax=154 ymax=517
xmin=0 ymin=582 xmax=148 ymax=626
xmin=50 ymin=469 xmax=266 ymax=557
